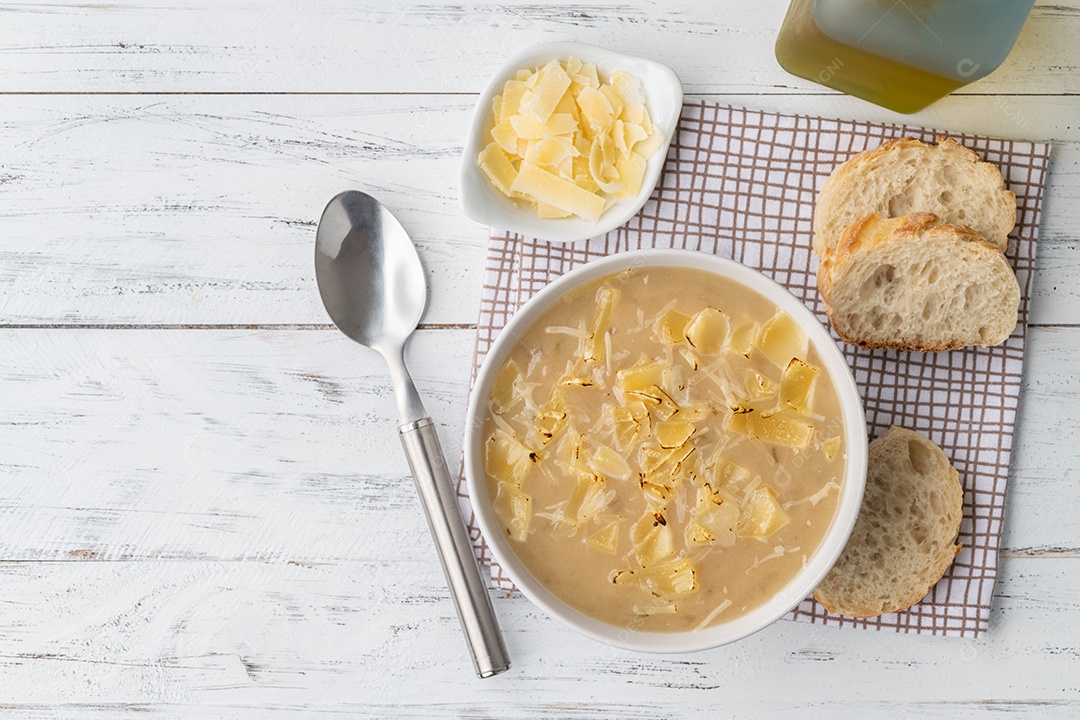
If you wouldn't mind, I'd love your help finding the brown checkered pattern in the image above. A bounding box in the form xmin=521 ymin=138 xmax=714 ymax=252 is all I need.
xmin=455 ymin=101 xmax=1051 ymax=637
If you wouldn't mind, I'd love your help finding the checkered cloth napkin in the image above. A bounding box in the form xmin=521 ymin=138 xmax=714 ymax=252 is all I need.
xmin=455 ymin=101 xmax=1051 ymax=637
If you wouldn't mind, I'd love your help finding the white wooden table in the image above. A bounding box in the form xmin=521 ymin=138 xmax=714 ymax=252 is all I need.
xmin=2 ymin=2 xmax=1078 ymax=716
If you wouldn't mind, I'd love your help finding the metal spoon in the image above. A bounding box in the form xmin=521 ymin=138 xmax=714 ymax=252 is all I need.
xmin=315 ymin=190 xmax=510 ymax=679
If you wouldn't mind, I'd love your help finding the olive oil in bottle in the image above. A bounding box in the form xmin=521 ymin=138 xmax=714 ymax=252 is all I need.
xmin=775 ymin=0 xmax=1035 ymax=114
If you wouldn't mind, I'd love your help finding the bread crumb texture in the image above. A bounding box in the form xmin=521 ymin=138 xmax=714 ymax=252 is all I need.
xmin=818 ymin=213 xmax=1020 ymax=351
xmin=813 ymin=426 xmax=963 ymax=618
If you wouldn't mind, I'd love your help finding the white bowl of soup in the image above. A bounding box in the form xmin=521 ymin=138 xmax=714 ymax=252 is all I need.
xmin=464 ymin=249 xmax=867 ymax=652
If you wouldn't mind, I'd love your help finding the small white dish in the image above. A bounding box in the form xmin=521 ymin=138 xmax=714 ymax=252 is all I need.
xmin=459 ymin=42 xmax=683 ymax=244
xmin=464 ymin=249 xmax=868 ymax=653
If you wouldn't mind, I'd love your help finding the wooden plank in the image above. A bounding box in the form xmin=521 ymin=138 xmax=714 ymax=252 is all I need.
xmin=1005 ymin=326 xmax=1080 ymax=555
xmin=0 ymin=328 xmax=470 ymax=564
xmin=0 ymin=557 xmax=1076 ymax=708
xmin=0 ymin=1 xmax=1077 ymax=96
xmin=0 ymin=93 xmax=1077 ymax=327
xmin=0 ymin=94 xmax=479 ymax=327
xmin=1 ymin=327 xmax=1076 ymax=562
xmin=0 ymin=703 xmax=1076 ymax=720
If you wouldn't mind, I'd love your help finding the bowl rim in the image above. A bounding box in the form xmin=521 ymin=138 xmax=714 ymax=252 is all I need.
xmin=464 ymin=248 xmax=868 ymax=653
xmin=459 ymin=41 xmax=684 ymax=244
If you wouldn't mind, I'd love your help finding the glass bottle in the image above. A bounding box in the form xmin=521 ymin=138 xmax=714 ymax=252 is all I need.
xmin=775 ymin=0 xmax=1036 ymax=114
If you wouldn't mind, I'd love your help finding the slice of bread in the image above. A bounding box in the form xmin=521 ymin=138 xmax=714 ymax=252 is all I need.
xmin=818 ymin=213 xmax=1020 ymax=351
xmin=813 ymin=426 xmax=963 ymax=618
xmin=813 ymin=136 xmax=1016 ymax=258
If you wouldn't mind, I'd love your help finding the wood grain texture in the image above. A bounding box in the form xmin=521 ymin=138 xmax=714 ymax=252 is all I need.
xmin=1 ymin=1 xmax=1078 ymax=95
xmin=1 ymin=705 xmax=1076 ymax=720
xmin=0 ymin=93 xmax=1077 ymax=326
xmin=0 ymin=705 xmax=1075 ymax=720
xmin=2 ymin=0 xmax=1079 ymax=715
xmin=0 ymin=558 xmax=1077 ymax=711
xmin=0 ymin=328 xmax=469 ymax=564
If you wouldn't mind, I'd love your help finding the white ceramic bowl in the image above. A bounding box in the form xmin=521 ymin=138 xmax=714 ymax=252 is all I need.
xmin=465 ymin=249 xmax=868 ymax=653
xmin=459 ymin=42 xmax=683 ymax=244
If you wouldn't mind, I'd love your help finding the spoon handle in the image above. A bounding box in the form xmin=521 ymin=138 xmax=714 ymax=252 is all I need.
xmin=398 ymin=417 xmax=511 ymax=678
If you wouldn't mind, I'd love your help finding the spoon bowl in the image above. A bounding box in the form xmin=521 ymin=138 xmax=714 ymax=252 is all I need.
xmin=315 ymin=192 xmax=425 ymax=352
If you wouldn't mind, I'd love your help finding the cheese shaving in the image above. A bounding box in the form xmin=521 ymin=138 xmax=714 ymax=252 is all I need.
xmin=480 ymin=57 xmax=664 ymax=221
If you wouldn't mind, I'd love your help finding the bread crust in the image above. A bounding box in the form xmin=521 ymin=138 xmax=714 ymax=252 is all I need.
xmin=818 ymin=212 xmax=1017 ymax=351
xmin=813 ymin=136 xmax=1017 ymax=258
xmin=813 ymin=426 xmax=964 ymax=618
